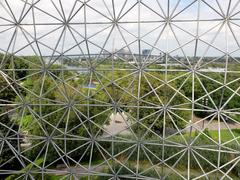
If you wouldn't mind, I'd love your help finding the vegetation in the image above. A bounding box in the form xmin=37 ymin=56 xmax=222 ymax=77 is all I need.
xmin=182 ymin=72 xmax=240 ymax=120
xmin=92 ymin=132 xmax=239 ymax=179
xmin=0 ymin=75 xmax=21 ymax=177
xmin=1 ymin=53 xmax=240 ymax=178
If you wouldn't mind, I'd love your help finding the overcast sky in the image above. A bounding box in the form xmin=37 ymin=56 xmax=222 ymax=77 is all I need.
xmin=0 ymin=0 xmax=240 ymax=57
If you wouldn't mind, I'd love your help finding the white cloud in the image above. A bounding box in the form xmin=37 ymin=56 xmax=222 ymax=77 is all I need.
xmin=0 ymin=0 xmax=239 ymax=57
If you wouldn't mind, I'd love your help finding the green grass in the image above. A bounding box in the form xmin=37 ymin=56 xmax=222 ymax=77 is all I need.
xmin=167 ymin=128 xmax=240 ymax=144
xmin=209 ymin=129 xmax=240 ymax=143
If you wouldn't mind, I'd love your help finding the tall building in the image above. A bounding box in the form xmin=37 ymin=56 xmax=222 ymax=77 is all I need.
xmin=142 ymin=49 xmax=151 ymax=59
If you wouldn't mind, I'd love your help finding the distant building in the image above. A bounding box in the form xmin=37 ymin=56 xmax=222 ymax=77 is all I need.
xmin=115 ymin=48 xmax=131 ymax=59
xmin=142 ymin=49 xmax=151 ymax=58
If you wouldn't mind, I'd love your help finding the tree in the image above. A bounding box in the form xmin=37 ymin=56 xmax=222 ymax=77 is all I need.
xmin=182 ymin=73 xmax=240 ymax=121
xmin=0 ymin=109 xmax=21 ymax=170
xmin=0 ymin=76 xmax=21 ymax=177
xmin=0 ymin=53 xmax=31 ymax=79
xmin=21 ymin=71 xmax=110 ymax=164
xmin=129 ymin=72 xmax=190 ymax=136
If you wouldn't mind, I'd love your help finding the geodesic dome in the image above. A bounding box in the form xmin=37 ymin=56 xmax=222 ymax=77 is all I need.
xmin=0 ymin=0 xmax=240 ymax=179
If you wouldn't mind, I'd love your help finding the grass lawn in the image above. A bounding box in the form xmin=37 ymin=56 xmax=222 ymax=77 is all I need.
xmin=166 ymin=128 xmax=240 ymax=144
xmin=209 ymin=129 xmax=240 ymax=143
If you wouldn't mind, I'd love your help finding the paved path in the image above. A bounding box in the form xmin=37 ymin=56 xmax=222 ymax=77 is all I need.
xmin=104 ymin=113 xmax=240 ymax=135
xmin=186 ymin=116 xmax=240 ymax=132
xmin=102 ymin=112 xmax=131 ymax=137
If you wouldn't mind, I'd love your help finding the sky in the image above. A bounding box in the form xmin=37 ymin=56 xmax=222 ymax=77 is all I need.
xmin=0 ymin=0 xmax=240 ymax=57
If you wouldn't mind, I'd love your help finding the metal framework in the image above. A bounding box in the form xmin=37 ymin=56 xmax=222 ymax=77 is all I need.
xmin=0 ymin=0 xmax=240 ymax=179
